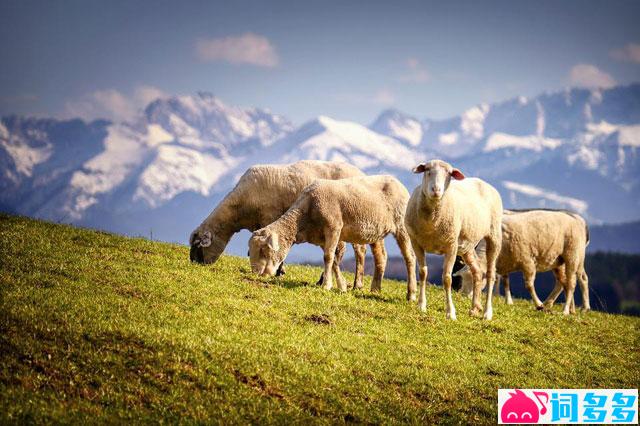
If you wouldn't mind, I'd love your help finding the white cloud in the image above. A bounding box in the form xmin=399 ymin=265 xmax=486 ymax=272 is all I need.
xmin=334 ymin=88 xmax=396 ymax=106
xmin=610 ymin=43 xmax=640 ymax=64
xmin=399 ymin=58 xmax=430 ymax=83
xmin=372 ymin=88 xmax=396 ymax=106
xmin=63 ymin=86 xmax=166 ymax=122
xmin=568 ymin=64 xmax=616 ymax=89
xmin=195 ymin=33 xmax=279 ymax=67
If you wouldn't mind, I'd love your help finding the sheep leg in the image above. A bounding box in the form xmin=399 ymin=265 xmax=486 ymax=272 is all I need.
xmin=462 ymin=250 xmax=482 ymax=317
xmin=523 ymin=267 xmax=544 ymax=309
xmin=543 ymin=267 xmax=566 ymax=309
xmin=370 ymin=240 xmax=387 ymax=292
xmin=275 ymin=263 xmax=286 ymax=276
xmin=412 ymin=240 xmax=428 ymax=312
xmin=394 ymin=228 xmax=417 ymax=302
xmin=562 ymin=261 xmax=579 ymax=315
xmin=352 ymin=244 xmax=366 ymax=290
xmin=442 ymin=250 xmax=458 ymax=320
xmin=483 ymin=236 xmax=501 ymax=320
xmin=578 ymin=263 xmax=591 ymax=312
xmin=502 ymin=274 xmax=514 ymax=305
xmin=331 ymin=241 xmax=348 ymax=292
xmin=315 ymin=242 xmax=347 ymax=286
xmin=321 ymin=230 xmax=341 ymax=291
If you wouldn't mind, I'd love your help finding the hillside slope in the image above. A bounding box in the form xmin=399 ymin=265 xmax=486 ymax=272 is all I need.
xmin=1 ymin=215 xmax=638 ymax=424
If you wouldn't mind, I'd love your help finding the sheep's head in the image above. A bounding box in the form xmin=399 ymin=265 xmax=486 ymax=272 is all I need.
xmin=412 ymin=159 xmax=465 ymax=201
xmin=189 ymin=227 xmax=226 ymax=264
xmin=248 ymin=229 xmax=286 ymax=276
xmin=453 ymin=266 xmax=475 ymax=298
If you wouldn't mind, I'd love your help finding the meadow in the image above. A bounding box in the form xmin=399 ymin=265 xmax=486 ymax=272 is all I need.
xmin=1 ymin=214 xmax=638 ymax=424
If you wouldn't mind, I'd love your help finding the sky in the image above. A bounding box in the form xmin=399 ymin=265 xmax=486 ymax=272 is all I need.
xmin=1 ymin=0 xmax=640 ymax=125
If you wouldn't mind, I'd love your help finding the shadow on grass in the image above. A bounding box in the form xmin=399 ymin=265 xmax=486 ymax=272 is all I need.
xmin=352 ymin=291 xmax=396 ymax=303
xmin=271 ymin=278 xmax=311 ymax=289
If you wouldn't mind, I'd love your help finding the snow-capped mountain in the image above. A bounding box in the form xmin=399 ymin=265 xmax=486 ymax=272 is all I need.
xmin=1 ymin=93 xmax=293 ymax=223
xmin=261 ymin=116 xmax=429 ymax=172
xmin=371 ymin=84 xmax=640 ymax=223
xmin=1 ymin=84 xmax=639 ymax=256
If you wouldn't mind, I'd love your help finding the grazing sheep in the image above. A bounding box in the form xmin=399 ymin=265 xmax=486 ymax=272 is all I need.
xmin=248 ymin=175 xmax=417 ymax=297
xmin=405 ymin=159 xmax=503 ymax=320
xmin=189 ymin=160 xmax=380 ymax=288
xmin=453 ymin=209 xmax=590 ymax=315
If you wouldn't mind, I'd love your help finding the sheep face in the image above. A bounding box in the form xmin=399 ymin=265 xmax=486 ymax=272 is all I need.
xmin=412 ymin=159 xmax=465 ymax=200
xmin=248 ymin=231 xmax=285 ymax=276
xmin=189 ymin=228 xmax=225 ymax=264
xmin=453 ymin=266 xmax=475 ymax=298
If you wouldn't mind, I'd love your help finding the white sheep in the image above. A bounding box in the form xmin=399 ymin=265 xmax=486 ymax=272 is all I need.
xmin=248 ymin=175 xmax=417 ymax=297
xmin=454 ymin=209 xmax=590 ymax=315
xmin=405 ymin=159 xmax=503 ymax=320
xmin=189 ymin=160 xmax=382 ymax=288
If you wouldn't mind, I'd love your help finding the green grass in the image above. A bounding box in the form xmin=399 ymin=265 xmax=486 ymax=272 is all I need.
xmin=1 ymin=214 xmax=638 ymax=424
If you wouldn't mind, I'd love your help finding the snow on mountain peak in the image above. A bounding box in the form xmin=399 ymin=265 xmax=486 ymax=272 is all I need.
xmin=503 ymin=180 xmax=588 ymax=214
xmin=460 ymin=103 xmax=489 ymax=139
xmin=484 ymin=133 xmax=562 ymax=152
xmin=133 ymin=145 xmax=240 ymax=208
xmin=0 ymin=121 xmax=52 ymax=179
xmin=280 ymin=115 xmax=423 ymax=170
xmin=369 ymin=109 xmax=423 ymax=147
xmin=144 ymin=93 xmax=293 ymax=149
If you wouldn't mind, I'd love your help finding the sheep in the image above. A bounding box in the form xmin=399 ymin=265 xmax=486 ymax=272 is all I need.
xmin=454 ymin=209 xmax=590 ymax=315
xmin=405 ymin=159 xmax=503 ymax=320
xmin=189 ymin=160 xmax=382 ymax=288
xmin=248 ymin=175 xmax=417 ymax=297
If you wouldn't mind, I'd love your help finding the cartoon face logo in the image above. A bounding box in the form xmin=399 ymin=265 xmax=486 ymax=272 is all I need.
xmin=501 ymin=389 xmax=548 ymax=423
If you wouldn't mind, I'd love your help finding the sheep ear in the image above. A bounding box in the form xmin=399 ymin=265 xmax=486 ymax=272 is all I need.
xmin=451 ymin=168 xmax=465 ymax=180
xmin=412 ymin=163 xmax=427 ymax=174
xmin=267 ymin=233 xmax=280 ymax=252
xmin=189 ymin=231 xmax=198 ymax=245
xmin=199 ymin=231 xmax=212 ymax=247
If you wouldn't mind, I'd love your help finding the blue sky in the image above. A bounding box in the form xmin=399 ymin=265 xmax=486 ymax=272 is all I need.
xmin=1 ymin=0 xmax=639 ymax=125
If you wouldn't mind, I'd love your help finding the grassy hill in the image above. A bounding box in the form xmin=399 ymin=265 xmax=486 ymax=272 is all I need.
xmin=1 ymin=214 xmax=638 ymax=424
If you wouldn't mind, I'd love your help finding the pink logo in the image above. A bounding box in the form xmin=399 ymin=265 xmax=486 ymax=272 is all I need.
xmin=501 ymin=389 xmax=549 ymax=423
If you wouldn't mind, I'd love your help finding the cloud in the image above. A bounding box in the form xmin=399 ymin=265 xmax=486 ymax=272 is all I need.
xmin=334 ymin=88 xmax=396 ymax=106
xmin=195 ymin=33 xmax=279 ymax=67
xmin=568 ymin=64 xmax=616 ymax=89
xmin=399 ymin=58 xmax=430 ymax=83
xmin=64 ymin=86 xmax=166 ymax=122
xmin=372 ymin=88 xmax=396 ymax=106
xmin=610 ymin=43 xmax=640 ymax=63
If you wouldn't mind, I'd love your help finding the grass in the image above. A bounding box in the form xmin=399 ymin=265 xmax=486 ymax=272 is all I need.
xmin=1 ymin=213 xmax=638 ymax=424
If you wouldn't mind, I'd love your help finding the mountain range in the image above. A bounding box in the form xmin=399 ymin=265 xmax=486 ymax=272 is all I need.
xmin=2 ymin=84 xmax=639 ymax=258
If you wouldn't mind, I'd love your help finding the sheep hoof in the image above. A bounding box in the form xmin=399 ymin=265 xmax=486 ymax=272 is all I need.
xmin=446 ymin=311 xmax=457 ymax=320
xmin=483 ymin=309 xmax=493 ymax=321
xmin=535 ymin=304 xmax=545 ymax=311
xmin=407 ymin=292 xmax=417 ymax=302
xmin=581 ymin=307 xmax=591 ymax=313
xmin=419 ymin=304 xmax=427 ymax=312
xmin=469 ymin=307 xmax=481 ymax=317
